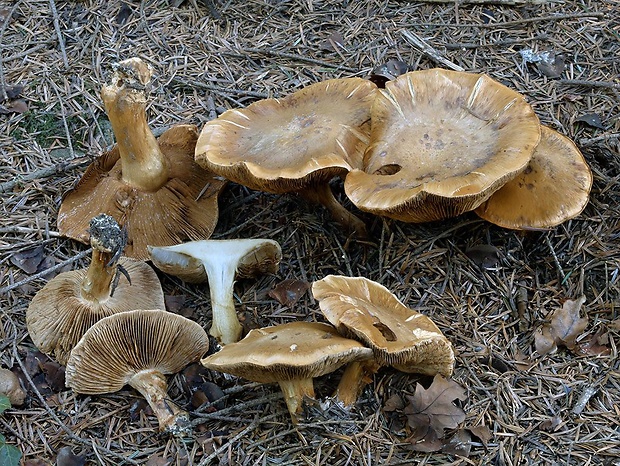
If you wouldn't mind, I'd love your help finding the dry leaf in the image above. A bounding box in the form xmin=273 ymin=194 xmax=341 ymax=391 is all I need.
xmin=10 ymin=245 xmax=46 ymax=274
xmin=535 ymin=296 xmax=588 ymax=355
xmin=575 ymin=113 xmax=605 ymax=130
xmin=383 ymin=393 xmax=405 ymax=412
xmin=441 ymin=428 xmax=472 ymax=457
xmin=404 ymin=375 xmax=467 ymax=449
xmin=56 ymin=447 xmax=86 ymax=466
xmin=0 ymin=99 xmax=27 ymax=114
xmin=577 ymin=327 xmax=611 ymax=356
xmin=268 ymin=279 xmax=310 ymax=307
xmin=465 ymin=244 xmax=501 ymax=269
xmin=468 ymin=424 xmax=492 ymax=447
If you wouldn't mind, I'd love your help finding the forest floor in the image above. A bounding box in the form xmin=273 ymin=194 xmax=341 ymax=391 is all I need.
xmin=1 ymin=0 xmax=619 ymax=465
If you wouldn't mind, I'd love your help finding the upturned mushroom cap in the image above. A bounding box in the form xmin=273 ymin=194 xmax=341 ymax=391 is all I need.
xmin=312 ymin=275 xmax=454 ymax=376
xmin=149 ymin=239 xmax=282 ymax=344
xmin=344 ymin=69 xmax=541 ymax=222
xmin=195 ymin=77 xmax=377 ymax=236
xmin=27 ymin=257 xmax=165 ymax=365
xmin=65 ymin=309 xmax=209 ymax=434
xmin=201 ymin=321 xmax=373 ymax=421
xmin=475 ymin=125 xmax=593 ymax=229
xmin=195 ymin=78 xmax=377 ymax=192
xmin=58 ymin=58 xmax=226 ymax=260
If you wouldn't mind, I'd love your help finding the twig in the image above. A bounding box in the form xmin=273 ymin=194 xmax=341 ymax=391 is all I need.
xmin=172 ymin=77 xmax=269 ymax=100
xmin=404 ymin=13 xmax=605 ymax=29
xmin=196 ymin=413 xmax=281 ymax=466
xmin=579 ymin=133 xmax=620 ymax=147
xmin=545 ymin=236 xmax=566 ymax=284
xmin=443 ymin=33 xmax=549 ymax=50
xmin=572 ymin=386 xmax=598 ymax=415
xmin=48 ymin=0 xmax=69 ymax=69
xmin=191 ymin=392 xmax=283 ymax=424
xmin=51 ymin=81 xmax=75 ymax=160
xmin=558 ymin=79 xmax=620 ymax=90
xmin=0 ymin=0 xmax=24 ymax=101
xmin=0 ymin=247 xmax=92 ymax=294
xmin=239 ymin=48 xmax=358 ymax=73
xmin=400 ymin=30 xmax=464 ymax=72
xmin=0 ymin=226 xmax=61 ymax=237
xmin=0 ymin=157 xmax=91 ymax=193
xmin=416 ymin=0 xmax=562 ymax=4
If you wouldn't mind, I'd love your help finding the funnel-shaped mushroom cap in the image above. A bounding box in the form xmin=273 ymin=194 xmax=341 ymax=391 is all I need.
xmin=149 ymin=239 xmax=282 ymax=344
xmin=345 ymin=69 xmax=541 ymax=222
xmin=27 ymin=257 xmax=165 ymax=365
xmin=195 ymin=78 xmax=377 ymax=193
xmin=475 ymin=126 xmax=593 ymax=229
xmin=58 ymin=57 xmax=226 ymax=260
xmin=201 ymin=322 xmax=373 ymax=382
xmin=66 ymin=309 xmax=208 ymax=434
xmin=312 ymin=275 xmax=454 ymax=376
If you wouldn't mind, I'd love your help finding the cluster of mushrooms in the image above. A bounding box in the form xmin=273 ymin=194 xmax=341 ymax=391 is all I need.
xmin=23 ymin=57 xmax=592 ymax=433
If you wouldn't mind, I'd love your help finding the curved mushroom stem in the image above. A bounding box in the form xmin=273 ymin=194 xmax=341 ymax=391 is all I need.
xmin=80 ymin=248 xmax=116 ymax=302
xmin=277 ymin=378 xmax=315 ymax=424
xmin=334 ymin=359 xmax=380 ymax=406
xmin=299 ymin=182 xmax=367 ymax=238
xmin=101 ymin=57 xmax=169 ymax=192
xmin=129 ymin=369 xmax=190 ymax=436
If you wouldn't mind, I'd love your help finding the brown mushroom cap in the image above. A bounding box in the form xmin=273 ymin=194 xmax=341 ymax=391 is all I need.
xmin=475 ymin=125 xmax=593 ymax=229
xmin=0 ymin=367 xmax=25 ymax=406
xmin=195 ymin=78 xmax=377 ymax=193
xmin=344 ymin=69 xmax=541 ymax=222
xmin=26 ymin=257 xmax=165 ymax=365
xmin=58 ymin=58 xmax=226 ymax=260
xmin=201 ymin=322 xmax=372 ymax=382
xmin=312 ymin=275 xmax=454 ymax=376
xmin=66 ymin=309 xmax=209 ymax=434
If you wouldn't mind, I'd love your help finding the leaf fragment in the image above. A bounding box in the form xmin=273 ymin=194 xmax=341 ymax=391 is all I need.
xmin=534 ymin=296 xmax=589 ymax=355
xmin=268 ymin=279 xmax=310 ymax=307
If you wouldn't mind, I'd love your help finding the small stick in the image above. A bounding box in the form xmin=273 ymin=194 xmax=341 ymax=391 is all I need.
xmin=0 ymin=157 xmax=91 ymax=193
xmin=416 ymin=0 xmax=562 ymax=4
xmin=0 ymin=248 xmax=93 ymax=294
xmin=240 ymin=47 xmax=358 ymax=73
xmin=401 ymin=30 xmax=464 ymax=72
xmin=48 ymin=0 xmax=69 ymax=69
xmin=545 ymin=236 xmax=566 ymax=284
xmin=558 ymin=79 xmax=620 ymax=91
xmin=579 ymin=133 xmax=620 ymax=147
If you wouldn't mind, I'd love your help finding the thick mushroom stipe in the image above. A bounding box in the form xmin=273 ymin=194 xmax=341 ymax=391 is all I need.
xmin=58 ymin=57 xmax=226 ymax=260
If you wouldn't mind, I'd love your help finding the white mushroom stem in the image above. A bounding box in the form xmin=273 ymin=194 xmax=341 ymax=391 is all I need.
xmin=299 ymin=182 xmax=367 ymax=238
xmin=334 ymin=359 xmax=380 ymax=406
xmin=129 ymin=369 xmax=189 ymax=434
xmin=149 ymin=239 xmax=282 ymax=345
xmin=277 ymin=378 xmax=315 ymax=424
xmin=101 ymin=57 xmax=168 ymax=192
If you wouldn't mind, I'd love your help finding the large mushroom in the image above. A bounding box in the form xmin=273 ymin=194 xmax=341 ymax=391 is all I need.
xmin=344 ymin=69 xmax=541 ymax=222
xmin=200 ymin=322 xmax=373 ymax=423
xmin=194 ymin=78 xmax=378 ymax=237
xmin=312 ymin=275 xmax=454 ymax=405
xmin=58 ymin=57 xmax=227 ymax=260
xmin=475 ymin=125 xmax=593 ymax=229
xmin=27 ymin=214 xmax=165 ymax=365
xmin=149 ymin=238 xmax=282 ymax=345
xmin=65 ymin=309 xmax=209 ymax=435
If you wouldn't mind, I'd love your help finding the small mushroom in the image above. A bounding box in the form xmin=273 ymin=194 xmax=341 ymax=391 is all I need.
xmin=27 ymin=214 xmax=165 ymax=365
xmin=0 ymin=368 xmax=25 ymax=406
xmin=475 ymin=125 xmax=593 ymax=229
xmin=65 ymin=309 xmax=209 ymax=435
xmin=149 ymin=239 xmax=282 ymax=345
xmin=344 ymin=69 xmax=541 ymax=222
xmin=58 ymin=57 xmax=227 ymax=260
xmin=195 ymin=78 xmax=378 ymax=237
xmin=312 ymin=275 xmax=454 ymax=405
xmin=200 ymin=322 xmax=373 ymax=423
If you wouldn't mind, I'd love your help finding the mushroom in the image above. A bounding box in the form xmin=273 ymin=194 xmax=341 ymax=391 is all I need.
xmin=148 ymin=238 xmax=282 ymax=344
xmin=344 ymin=69 xmax=541 ymax=222
xmin=0 ymin=368 xmax=25 ymax=406
xmin=58 ymin=57 xmax=227 ymax=260
xmin=194 ymin=77 xmax=378 ymax=237
xmin=312 ymin=275 xmax=454 ymax=405
xmin=475 ymin=125 xmax=593 ymax=229
xmin=200 ymin=322 xmax=373 ymax=423
xmin=65 ymin=309 xmax=209 ymax=435
xmin=27 ymin=214 xmax=165 ymax=365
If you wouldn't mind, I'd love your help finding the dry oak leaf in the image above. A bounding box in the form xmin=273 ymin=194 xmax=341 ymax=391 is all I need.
xmin=404 ymin=375 xmax=467 ymax=451
xmin=534 ymin=296 xmax=588 ymax=356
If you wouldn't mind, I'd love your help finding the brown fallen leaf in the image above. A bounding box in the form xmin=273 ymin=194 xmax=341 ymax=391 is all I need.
xmin=441 ymin=428 xmax=472 ymax=457
xmin=468 ymin=424 xmax=492 ymax=447
xmin=268 ymin=279 xmax=310 ymax=307
xmin=56 ymin=447 xmax=86 ymax=466
xmin=10 ymin=245 xmax=46 ymax=274
xmin=577 ymin=327 xmax=611 ymax=356
xmin=534 ymin=296 xmax=588 ymax=356
xmin=404 ymin=375 xmax=467 ymax=451
xmin=0 ymin=99 xmax=27 ymax=114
